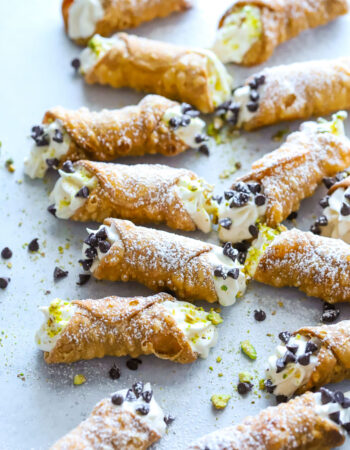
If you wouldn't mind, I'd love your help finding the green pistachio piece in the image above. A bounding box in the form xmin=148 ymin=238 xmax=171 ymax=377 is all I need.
xmin=239 ymin=371 xmax=253 ymax=383
xmin=207 ymin=310 xmax=223 ymax=325
xmin=211 ymin=394 xmax=231 ymax=409
xmin=240 ymin=340 xmax=257 ymax=360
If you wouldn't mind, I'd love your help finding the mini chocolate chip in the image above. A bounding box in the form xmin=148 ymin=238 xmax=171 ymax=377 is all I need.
xmin=287 ymin=211 xmax=298 ymax=221
xmin=164 ymin=414 xmax=175 ymax=425
xmin=319 ymin=196 xmax=330 ymax=208
xmin=305 ymin=341 xmax=318 ymax=354
xmin=33 ymin=133 xmax=49 ymax=146
xmin=71 ymin=58 xmax=81 ymax=71
xmin=99 ymin=240 xmax=111 ymax=253
xmin=255 ymin=194 xmax=266 ymax=206
xmin=230 ymin=192 xmax=250 ymax=208
xmin=54 ymin=267 xmax=68 ymax=281
xmin=238 ymin=251 xmax=247 ymax=265
xmin=126 ymin=358 xmax=141 ymax=371
xmin=217 ymin=100 xmax=231 ymax=111
xmin=96 ymin=227 xmax=108 ymax=241
xmin=237 ymin=382 xmax=252 ymax=395
xmin=84 ymin=233 xmax=98 ymax=247
xmin=248 ymin=224 xmax=259 ymax=238
xmin=283 ymin=351 xmax=296 ymax=365
xmin=224 ymin=190 xmax=235 ymax=200
xmin=297 ymin=353 xmax=311 ymax=366
xmin=342 ymin=398 xmax=350 ymax=409
xmin=181 ymin=103 xmax=194 ymax=113
xmin=247 ymin=182 xmax=261 ymax=194
xmin=342 ymin=422 xmax=350 ymax=432
xmin=320 ymin=387 xmax=334 ymax=404
xmin=234 ymin=182 xmax=250 ymax=194
xmin=248 ymin=79 xmax=258 ymax=90
xmin=264 ymin=379 xmax=275 ymax=393
xmin=335 ymin=391 xmax=345 ymax=404
xmin=62 ymin=160 xmax=75 ymax=173
xmin=136 ymin=405 xmax=150 ymax=416
xmin=214 ymin=266 xmax=225 ymax=278
xmin=227 ymin=268 xmax=239 ymax=279
xmin=254 ymin=309 xmax=266 ymax=322
xmin=31 ymin=125 xmax=44 ymax=137
xmin=223 ymin=242 xmax=238 ymax=262
xmin=126 ymin=389 xmax=137 ymax=402
xmin=28 ymin=238 xmax=39 ymax=252
xmin=53 ymin=129 xmax=63 ymax=143
xmin=255 ymin=75 xmax=266 ymax=86
xmin=85 ymin=246 xmax=97 ymax=259
xmin=276 ymin=395 xmax=288 ymax=404
xmin=180 ymin=115 xmax=191 ymax=127
xmin=345 ymin=192 xmax=350 ymax=201
xmin=1 ymin=247 xmax=12 ymax=259
xmin=276 ymin=358 xmax=285 ymax=373
xmin=278 ymin=331 xmax=291 ymax=344
xmin=250 ymin=90 xmax=259 ymax=102
xmin=310 ymin=224 xmax=321 ymax=235
xmin=212 ymin=195 xmax=223 ymax=205
xmin=0 ymin=277 xmax=10 ymax=289
xmin=169 ymin=117 xmax=181 ymax=129
xmin=321 ymin=303 xmax=340 ymax=323
xmin=341 ymin=203 xmax=350 ymax=216
xmin=77 ymin=274 xmax=90 ymax=285
xmin=286 ymin=343 xmax=298 ymax=354
xmin=79 ymin=259 xmax=93 ymax=271
xmin=195 ymin=134 xmax=208 ymax=144
xmin=323 ymin=177 xmax=336 ymax=189
xmin=111 ymin=393 xmax=124 ymax=405
xmin=198 ymin=144 xmax=210 ymax=156
xmin=247 ymin=102 xmax=259 ymax=112
xmin=316 ymin=215 xmax=328 ymax=226
xmin=218 ymin=218 xmax=232 ymax=230
xmin=233 ymin=241 xmax=251 ymax=252
xmin=109 ymin=364 xmax=121 ymax=380
xmin=142 ymin=390 xmax=153 ymax=403
xmin=46 ymin=158 xmax=59 ymax=169
xmin=132 ymin=381 xmax=144 ymax=398
xmin=47 ymin=204 xmax=57 ymax=217
xmin=75 ymin=186 xmax=90 ymax=198
xmin=329 ymin=411 xmax=341 ymax=424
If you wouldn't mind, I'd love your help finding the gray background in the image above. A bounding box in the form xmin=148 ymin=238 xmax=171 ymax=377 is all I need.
xmin=1 ymin=0 xmax=350 ymax=448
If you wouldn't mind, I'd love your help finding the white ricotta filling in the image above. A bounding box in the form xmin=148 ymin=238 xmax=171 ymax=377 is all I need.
xmin=79 ymin=34 xmax=124 ymax=74
xmin=162 ymin=300 xmax=218 ymax=358
xmin=321 ymin=187 xmax=350 ymax=243
xmin=213 ymin=6 xmax=262 ymax=64
xmin=315 ymin=391 xmax=350 ymax=428
xmin=35 ymin=299 xmax=76 ymax=352
xmin=24 ymin=121 xmax=71 ymax=179
xmin=232 ymin=85 xmax=262 ymax=127
xmin=68 ymin=0 xmax=104 ymax=40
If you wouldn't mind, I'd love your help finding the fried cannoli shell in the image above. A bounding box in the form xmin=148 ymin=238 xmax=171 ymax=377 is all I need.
xmin=83 ymin=33 xmax=221 ymax=113
xmin=92 ymin=218 xmax=218 ymax=303
xmin=43 ymin=95 xmax=189 ymax=162
xmin=188 ymin=391 xmax=344 ymax=450
xmin=62 ymin=0 xmax=192 ymax=46
xmin=295 ymin=320 xmax=350 ymax=394
xmin=236 ymin=126 xmax=350 ymax=227
xmin=219 ymin=0 xmax=348 ymax=66
xmin=51 ymin=398 xmax=160 ymax=450
xmin=71 ymin=161 xmax=198 ymax=230
xmin=253 ymin=228 xmax=350 ymax=303
xmin=45 ymin=293 xmax=197 ymax=364
xmin=242 ymin=58 xmax=350 ymax=131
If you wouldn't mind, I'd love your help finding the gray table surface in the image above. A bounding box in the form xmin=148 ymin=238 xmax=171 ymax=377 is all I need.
xmin=1 ymin=0 xmax=350 ymax=449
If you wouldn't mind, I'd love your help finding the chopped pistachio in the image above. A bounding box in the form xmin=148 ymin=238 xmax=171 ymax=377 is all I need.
xmin=207 ymin=310 xmax=223 ymax=325
xmin=272 ymin=128 xmax=289 ymax=142
xmin=5 ymin=158 xmax=15 ymax=173
xmin=259 ymin=379 xmax=266 ymax=390
xmin=211 ymin=394 xmax=231 ymax=410
xmin=241 ymin=340 xmax=257 ymax=360
xmin=239 ymin=371 xmax=253 ymax=383
xmin=216 ymin=356 xmax=222 ymax=363
xmin=218 ymin=373 xmax=223 ymax=377
xmin=73 ymin=374 xmax=86 ymax=386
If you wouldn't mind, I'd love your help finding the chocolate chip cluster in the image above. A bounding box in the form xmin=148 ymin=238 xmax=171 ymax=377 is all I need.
xmin=111 ymin=382 xmax=153 ymax=416
xmin=31 ymin=124 xmax=63 ymax=170
xmin=80 ymin=227 xmax=111 ymax=271
xmin=319 ymin=387 xmax=350 ymax=431
xmin=213 ymin=243 xmax=240 ymax=280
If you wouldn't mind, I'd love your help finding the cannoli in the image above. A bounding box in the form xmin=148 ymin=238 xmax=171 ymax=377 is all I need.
xmin=75 ymin=33 xmax=233 ymax=113
xmin=63 ymin=0 xmax=192 ymax=45
xmin=80 ymin=219 xmax=247 ymax=306
xmin=217 ymin=112 xmax=350 ymax=243
xmin=215 ymin=57 xmax=350 ymax=131
xmin=245 ymin=225 xmax=350 ymax=304
xmin=213 ymin=0 xmax=348 ymax=65
xmin=188 ymin=389 xmax=350 ymax=449
xmin=265 ymin=321 xmax=350 ymax=401
xmin=49 ymin=161 xmax=216 ymax=233
xmin=311 ymin=172 xmax=350 ymax=243
xmin=35 ymin=293 xmax=220 ymax=364
xmin=24 ymin=95 xmax=207 ymax=179
xmin=51 ymin=382 xmax=166 ymax=449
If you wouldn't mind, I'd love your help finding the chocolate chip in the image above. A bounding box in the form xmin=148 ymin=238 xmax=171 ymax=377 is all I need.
xmin=195 ymin=134 xmax=208 ymax=144
xmin=84 ymin=233 xmax=98 ymax=248
xmin=248 ymin=79 xmax=258 ymax=90
xmin=216 ymin=100 xmax=232 ymax=111
xmin=142 ymin=390 xmax=153 ymax=403
xmin=323 ymin=177 xmax=336 ymax=189
xmin=52 ymin=129 xmax=63 ymax=143
xmin=31 ymin=125 xmax=44 ymax=137
xmin=169 ymin=117 xmax=181 ymax=129
xmin=248 ymin=224 xmax=259 ymax=238
xmin=181 ymin=103 xmax=194 ymax=114
xmin=164 ymin=414 xmax=175 ymax=425
xmin=212 ymin=195 xmax=222 ymax=205
xmin=316 ymin=215 xmax=328 ymax=226
xmin=234 ymin=182 xmax=250 ymax=194
xmin=126 ymin=358 xmax=142 ymax=370
xmin=98 ymin=240 xmax=111 ymax=254
xmin=335 ymin=391 xmax=345 ymax=404
xmin=238 ymin=251 xmax=247 ymax=265
xmin=111 ymin=393 xmax=124 ymax=405
xmin=250 ymin=90 xmax=259 ymax=102
xmin=28 ymin=238 xmax=39 ymax=252
xmin=247 ymin=182 xmax=261 ymax=194
xmin=136 ymin=405 xmax=150 ymax=415
xmin=180 ymin=115 xmax=191 ymax=127
xmin=321 ymin=303 xmax=340 ymax=323
xmin=342 ymin=398 xmax=350 ymax=409
xmin=227 ymin=268 xmax=239 ymax=279
xmin=254 ymin=309 xmax=266 ymax=322
xmin=255 ymin=75 xmax=266 ymax=87
xmin=297 ymin=353 xmax=311 ymax=366
xmin=237 ymin=382 xmax=252 ymax=395
xmin=310 ymin=224 xmax=321 ymax=235
xmin=0 ymin=277 xmax=10 ymax=289
xmin=341 ymin=203 xmax=350 ymax=216
xmin=223 ymin=242 xmax=238 ymax=262
xmin=109 ymin=364 xmax=121 ymax=380
xmin=283 ymin=351 xmax=296 ymax=365
xmin=230 ymin=192 xmax=250 ymax=208
xmin=305 ymin=341 xmax=318 ymax=354
xmin=224 ymin=190 xmax=235 ymax=200
xmin=32 ymin=133 xmax=49 ymax=146
xmin=77 ymin=274 xmax=90 ymax=285
xmin=71 ymin=58 xmax=81 ymax=71
xmin=329 ymin=411 xmax=341 ymax=424
xmin=214 ymin=266 xmax=225 ymax=278
xmin=85 ymin=247 xmax=97 ymax=259
xmin=1 ymin=247 xmax=12 ymax=259
xmin=198 ymin=144 xmax=210 ymax=156
xmin=62 ymin=160 xmax=75 ymax=173
xmin=287 ymin=211 xmax=298 ymax=221
xmin=247 ymin=102 xmax=259 ymax=113
xmin=75 ymin=186 xmax=90 ymax=198
xmin=254 ymin=194 xmax=266 ymax=206
xmin=46 ymin=158 xmax=59 ymax=169
xmin=47 ymin=204 xmax=56 ymax=217
xmin=53 ymin=267 xmax=68 ymax=281
xmin=218 ymin=218 xmax=232 ymax=230
xmin=276 ymin=358 xmax=286 ymax=373
xmin=345 ymin=192 xmax=350 ymax=201
xmin=319 ymin=196 xmax=330 ymax=208
xmin=278 ymin=331 xmax=291 ymax=344
xmin=79 ymin=259 xmax=93 ymax=271
xmin=286 ymin=343 xmax=298 ymax=354
xmin=125 ymin=389 xmax=137 ymax=402
xmin=276 ymin=395 xmax=288 ymax=404
xmin=132 ymin=382 xmax=144 ymax=398
xmin=320 ymin=387 xmax=334 ymax=404
xmin=342 ymin=422 xmax=350 ymax=432
xmin=96 ymin=227 xmax=108 ymax=241
xmin=264 ymin=379 xmax=275 ymax=393
xmin=233 ymin=241 xmax=251 ymax=252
